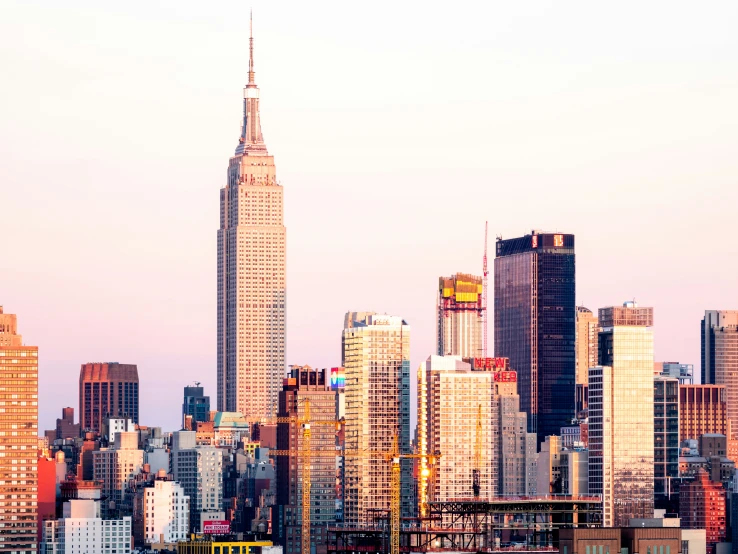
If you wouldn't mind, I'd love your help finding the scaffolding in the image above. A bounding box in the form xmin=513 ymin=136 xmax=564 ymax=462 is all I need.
xmin=328 ymin=496 xmax=602 ymax=554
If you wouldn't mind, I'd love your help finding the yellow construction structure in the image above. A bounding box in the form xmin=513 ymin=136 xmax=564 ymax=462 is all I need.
xmin=268 ymin=400 xmax=338 ymax=554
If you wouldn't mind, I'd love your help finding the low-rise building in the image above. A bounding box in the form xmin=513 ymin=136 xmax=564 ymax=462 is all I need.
xmin=41 ymin=499 xmax=132 ymax=554
xmin=132 ymin=471 xmax=189 ymax=547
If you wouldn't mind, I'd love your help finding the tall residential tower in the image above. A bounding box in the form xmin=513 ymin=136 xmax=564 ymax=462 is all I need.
xmin=217 ymin=18 xmax=286 ymax=420
xmin=0 ymin=306 xmax=38 ymax=554
xmin=494 ymin=231 xmax=576 ymax=445
xmin=701 ymin=311 xmax=738 ymax=442
xmin=437 ymin=274 xmax=484 ymax=357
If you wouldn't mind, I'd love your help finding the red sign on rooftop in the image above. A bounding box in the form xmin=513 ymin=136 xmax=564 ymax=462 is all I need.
xmin=203 ymin=520 xmax=231 ymax=535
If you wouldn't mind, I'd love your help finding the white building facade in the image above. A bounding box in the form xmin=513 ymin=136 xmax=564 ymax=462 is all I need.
xmin=139 ymin=479 xmax=189 ymax=544
xmin=42 ymin=499 xmax=131 ymax=554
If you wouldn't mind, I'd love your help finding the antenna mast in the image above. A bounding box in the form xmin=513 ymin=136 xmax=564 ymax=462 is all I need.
xmin=482 ymin=221 xmax=489 ymax=357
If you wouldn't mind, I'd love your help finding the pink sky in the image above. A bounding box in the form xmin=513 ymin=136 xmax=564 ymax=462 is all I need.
xmin=2 ymin=1 xmax=737 ymax=431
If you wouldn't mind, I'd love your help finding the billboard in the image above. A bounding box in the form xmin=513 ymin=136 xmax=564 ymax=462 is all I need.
xmin=203 ymin=520 xmax=231 ymax=535
xmin=494 ymin=371 xmax=517 ymax=383
xmin=472 ymin=357 xmax=509 ymax=370
xmin=330 ymin=367 xmax=345 ymax=390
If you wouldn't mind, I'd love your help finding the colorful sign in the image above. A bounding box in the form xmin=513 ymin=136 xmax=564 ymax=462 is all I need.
xmin=472 ymin=357 xmax=509 ymax=370
xmin=203 ymin=520 xmax=231 ymax=535
xmin=330 ymin=367 xmax=345 ymax=390
xmin=494 ymin=371 xmax=517 ymax=383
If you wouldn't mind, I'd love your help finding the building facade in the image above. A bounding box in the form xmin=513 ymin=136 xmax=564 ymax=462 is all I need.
xmin=437 ymin=274 xmax=484 ymax=358
xmin=654 ymin=377 xmax=679 ymax=499
xmin=494 ymin=231 xmax=576 ymax=445
xmin=701 ymin=311 xmax=738 ymax=445
xmin=42 ymin=500 xmax=132 ymax=554
xmin=589 ymin=302 xmax=655 ymax=527
xmin=171 ymin=431 xmax=223 ymax=532
xmin=575 ymin=306 xmax=598 ymax=387
xmin=679 ymin=385 xmax=729 ymax=442
xmin=0 ymin=306 xmax=38 ymax=554
xmin=79 ymin=362 xmax=139 ymax=433
xmin=342 ymin=312 xmax=412 ymax=525
xmin=420 ymin=356 xmax=496 ymax=503
xmin=133 ymin=476 xmax=189 ymax=546
xmin=92 ymin=432 xmax=144 ymax=517
xmin=217 ymin=20 xmax=286 ymax=421
xmin=275 ymin=366 xmax=337 ymax=554
xmin=183 ymin=386 xmax=211 ymax=428
xmin=680 ymin=468 xmax=726 ymax=554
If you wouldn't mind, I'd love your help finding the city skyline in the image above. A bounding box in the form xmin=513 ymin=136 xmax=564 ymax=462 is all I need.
xmin=2 ymin=2 xmax=738 ymax=431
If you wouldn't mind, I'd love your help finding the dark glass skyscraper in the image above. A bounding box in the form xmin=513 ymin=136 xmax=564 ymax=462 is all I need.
xmin=494 ymin=231 xmax=575 ymax=446
xmin=182 ymin=386 xmax=210 ymax=427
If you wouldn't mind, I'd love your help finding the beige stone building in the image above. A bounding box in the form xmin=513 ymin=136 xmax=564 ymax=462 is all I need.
xmin=217 ymin=20 xmax=286 ymax=421
xmin=575 ymin=306 xmax=598 ymax=387
xmin=342 ymin=313 xmax=412 ymax=525
xmin=0 ymin=306 xmax=38 ymax=554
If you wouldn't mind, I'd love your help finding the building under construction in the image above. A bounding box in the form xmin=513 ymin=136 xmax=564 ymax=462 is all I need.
xmin=328 ymin=496 xmax=602 ymax=554
xmin=437 ymin=274 xmax=484 ymax=358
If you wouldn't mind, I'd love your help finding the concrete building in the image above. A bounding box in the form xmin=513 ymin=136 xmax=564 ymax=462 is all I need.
xmin=92 ymin=431 xmax=144 ymax=516
xmin=576 ymin=306 xmax=598 ymax=387
xmin=495 ymin=231 xmax=576 ymax=446
xmin=183 ymin=386 xmax=210 ymax=428
xmin=54 ymin=407 xmax=80 ymax=440
xmin=171 ymin=431 xmax=223 ymax=532
xmin=560 ymin=527 xmax=682 ymax=554
xmin=420 ymin=356 xmax=496 ymax=502
xmin=79 ymin=362 xmax=139 ymax=433
xmin=217 ymin=18 xmax=286 ymax=421
xmin=560 ymin=448 xmax=589 ymax=495
xmin=437 ymin=274 xmax=483 ymax=358
xmin=132 ymin=474 xmax=189 ymax=547
xmin=680 ymin=468 xmax=726 ymax=554
xmin=654 ymin=376 xmax=680 ymax=499
xmin=41 ymin=499 xmax=132 ymax=554
xmin=702 ymin=311 xmax=738 ymax=446
xmin=589 ymin=301 xmax=655 ymax=527
xmin=538 ymin=435 xmax=562 ymax=494
xmin=342 ymin=312 xmax=412 ymax=525
xmin=275 ymin=366 xmax=337 ymax=554
xmin=103 ymin=416 xmax=135 ymax=446
xmin=0 ymin=306 xmax=38 ymax=554
xmin=212 ymin=412 xmax=250 ymax=447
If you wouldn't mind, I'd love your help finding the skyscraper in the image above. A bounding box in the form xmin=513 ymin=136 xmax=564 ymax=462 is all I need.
xmin=275 ymin=366 xmax=336 ymax=554
xmin=494 ymin=231 xmax=576 ymax=445
xmin=679 ymin=384 xmax=729 ymax=442
xmin=588 ymin=301 xmax=654 ymax=528
xmin=437 ymin=274 xmax=483 ymax=357
xmin=0 ymin=306 xmax=38 ymax=554
xmin=575 ymin=306 xmax=598 ymax=387
xmin=342 ymin=312 xmax=412 ymax=525
xmin=79 ymin=362 xmax=139 ymax=433
xmin=217 ymin=16 xmax=286 ymax=421
xmin=701 ymin=311 xmax=738 ymax=440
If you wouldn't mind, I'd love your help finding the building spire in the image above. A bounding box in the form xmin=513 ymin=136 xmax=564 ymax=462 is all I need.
xmin=248 ymin=9 xmax=255 ymax=85
xmin=236 ymin=10 xmax=267 ymax=155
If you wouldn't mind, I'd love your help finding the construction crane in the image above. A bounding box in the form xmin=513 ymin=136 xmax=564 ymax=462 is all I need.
xmin=351 ymin=437 xmax=440 ymax=554
xmin=268 ymin=400 xmax=338 ymax=554
xmin=472 ymin=404 xmax=482 ymax=498
xmin=482 ymin=221 xmax=489 ymax=357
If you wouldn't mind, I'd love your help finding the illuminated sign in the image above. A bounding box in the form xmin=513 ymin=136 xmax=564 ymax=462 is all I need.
xmin=553 ymin=234 xmax=564 ymax=247
xmin=330 ymin=367 xmax=345 ymax=390
xmin=531 ymin=235 xmax=538 ymax=248
xmin=203 ymin=520 xmax=231 ymax=535
xmin=472 ymin=357 xmax=509 ymax=370
xmin=494 ymin=371 xmax=517 ymax=383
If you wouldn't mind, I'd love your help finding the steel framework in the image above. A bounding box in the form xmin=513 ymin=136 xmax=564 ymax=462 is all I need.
xmin=328 ymin=496 xmax=602 ymax=554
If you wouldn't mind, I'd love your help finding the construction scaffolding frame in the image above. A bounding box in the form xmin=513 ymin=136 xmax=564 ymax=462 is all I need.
xmin=328 ymin=496 xmax=602 ymax=554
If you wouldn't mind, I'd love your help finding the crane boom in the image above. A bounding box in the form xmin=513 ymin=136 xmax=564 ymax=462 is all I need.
xmin=483 ymin=221 xmax=489 ymax=357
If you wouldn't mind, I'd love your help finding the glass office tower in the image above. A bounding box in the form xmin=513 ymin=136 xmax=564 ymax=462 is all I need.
xmin=494 ymin=231 xmax=575 ymax=445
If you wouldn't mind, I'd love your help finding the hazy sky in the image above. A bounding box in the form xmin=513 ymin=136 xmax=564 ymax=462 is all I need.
xmin=2 ymin=1 xmax=737 ymax=432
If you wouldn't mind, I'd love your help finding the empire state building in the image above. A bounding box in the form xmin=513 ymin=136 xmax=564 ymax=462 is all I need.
xmin=218 ymin=19 xmax=286 ymax=421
